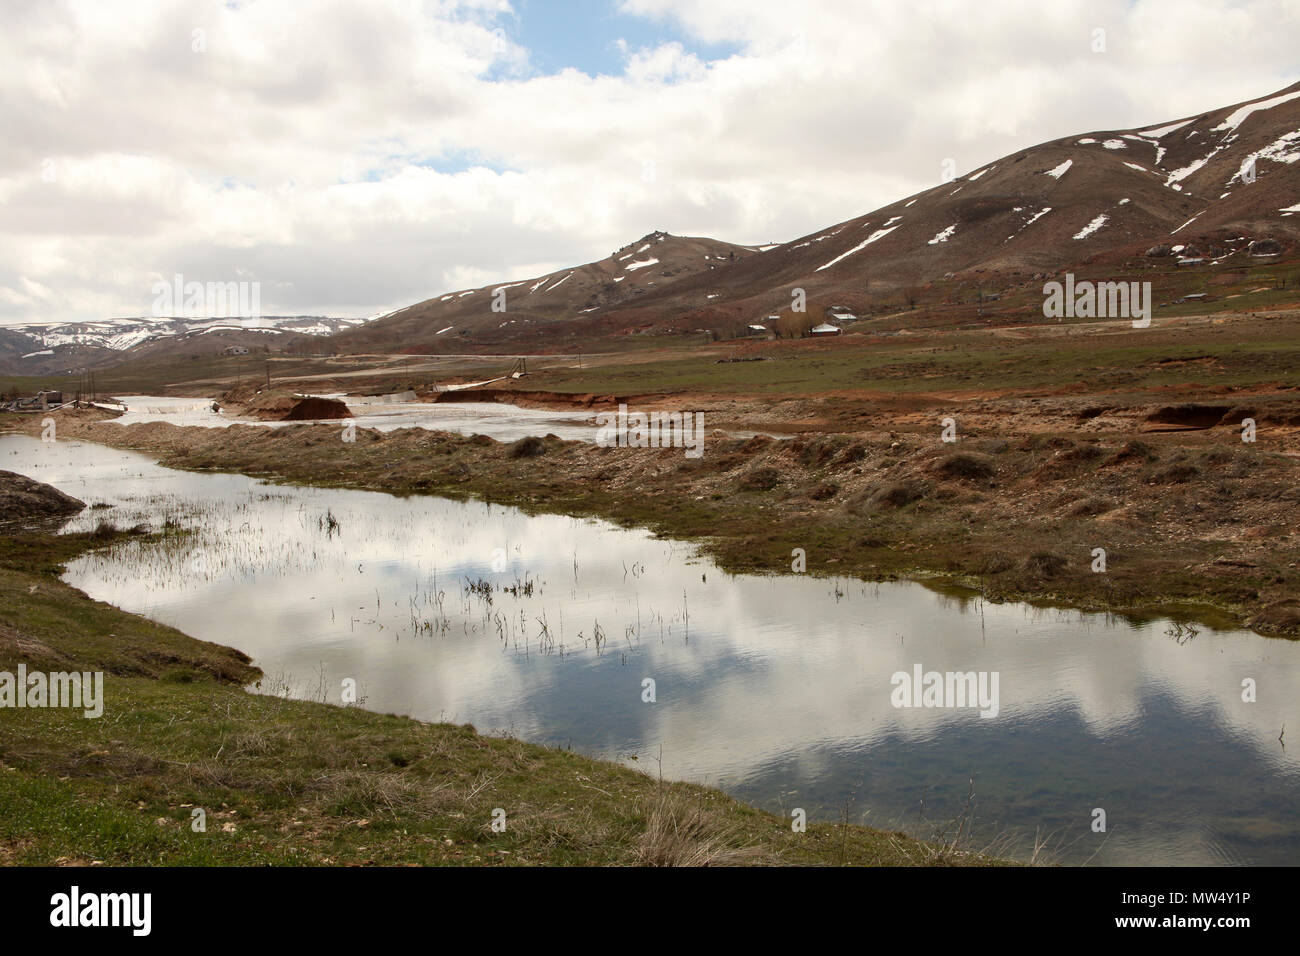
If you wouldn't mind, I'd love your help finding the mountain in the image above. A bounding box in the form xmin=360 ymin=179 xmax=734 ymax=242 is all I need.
xmin=0 ymin=328 xmax=45 ymax=372
xmin=1 ymin=315 xmax=370 ymax=375
xmin=346 ymin=81 xmax=1300 ymax=351
xmin=336 ymin=231 xmax=767 ymax=351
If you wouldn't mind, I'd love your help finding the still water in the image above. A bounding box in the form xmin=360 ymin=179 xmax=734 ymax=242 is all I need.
xmin=5 ymin=433 xmax=1298 ymax=866
xmin=106 ymin=395 xmax=603 ymax=442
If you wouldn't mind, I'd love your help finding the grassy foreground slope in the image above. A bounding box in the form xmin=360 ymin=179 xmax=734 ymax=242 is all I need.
xmin=0 ymin=527 xmax=983 ymax=867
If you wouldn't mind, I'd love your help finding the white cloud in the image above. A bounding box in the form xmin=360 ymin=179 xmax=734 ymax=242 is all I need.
xmin=1 ymin=0 xmax=1296 ymax=324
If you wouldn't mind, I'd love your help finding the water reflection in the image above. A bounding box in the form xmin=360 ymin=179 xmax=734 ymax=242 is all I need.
xmin=4 ymin=434 xmax=1298 ymax=866
xmin=107 ymin=394 xmax=602 ymax=442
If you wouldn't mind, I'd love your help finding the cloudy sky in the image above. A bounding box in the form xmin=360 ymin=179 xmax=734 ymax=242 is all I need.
xmin=2 ymin=0 xmax=1296 ymax=326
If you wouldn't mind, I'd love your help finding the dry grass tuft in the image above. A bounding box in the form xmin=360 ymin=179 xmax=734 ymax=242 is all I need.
xmin=634 ymin=788 xmax=762 ymax=867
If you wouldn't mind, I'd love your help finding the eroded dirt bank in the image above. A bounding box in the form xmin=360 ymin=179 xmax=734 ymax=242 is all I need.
xmin=8 ymin=407 xmax=1298 ymax=638
xmin=0 ymin=470 xmax=85 ymax=528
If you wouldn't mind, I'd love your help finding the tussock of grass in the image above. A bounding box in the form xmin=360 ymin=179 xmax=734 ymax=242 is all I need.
xmin=933 ymin=453 xmax=996 ymax=481
xmin=633 ymin=789 xmax=762 ymax=867
xmin=508 ymin=436 xmax=546 ymax=458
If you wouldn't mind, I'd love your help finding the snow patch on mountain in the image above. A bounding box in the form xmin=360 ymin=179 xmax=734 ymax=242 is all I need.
xmin=1165 ymin=146 xmax=1225 ymax=187
xmin=1213 ymin=90 xmax=1300 ymax=134
xmin=1140 ymin=118 xmax=1193 ymax=139
xmin=816 ymin=224 xmax=900 ymax=271
xmin=1073 ymin=214 xmax=1109 ymax=240
xmin=1228 ymin=130 xmax=1300 ymax=185
xmin=1046 ymin=160 xmax=1073 ymax=180
xmin=1007 ymin=206 xmax=1053 ymax=241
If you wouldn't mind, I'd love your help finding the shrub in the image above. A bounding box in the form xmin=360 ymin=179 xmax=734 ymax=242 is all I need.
xmin=1151 ymin=463 xmax=1200 ymax=484
xmin=982 ymin=552 xmax=1016 ymax=574
xmin=1024 ymin=551 xmax=1068 ymax=577
xmin=836 ymin=442 xmax=868 ymax=466
xmin=508 ymin=436 xmax=547 ymax=458
xmin=809 ymin=482 xmax=839 ymax=501
xmin=933 ymin=453 xmax=995 ymax=480
xmin=1104 ymin=440 xmax=1158 ymax=466
xmin=738 ymin=467 xmax=781 ymax=491
xmin=847 ymin=481 xmax=926 ymax=514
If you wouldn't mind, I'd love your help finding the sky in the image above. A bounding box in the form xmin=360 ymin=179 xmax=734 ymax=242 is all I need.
xmin=1 ymin=0 xmax=1297 ymax=326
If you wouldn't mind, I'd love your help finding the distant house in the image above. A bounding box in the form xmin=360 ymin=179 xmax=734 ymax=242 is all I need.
xmin=223 ymin=345 xmax=250 ymax=355
xmin=747 ymin=324 xmax=767 ymax=336
xmin=809 ymin=323 xmax=843 ymax=337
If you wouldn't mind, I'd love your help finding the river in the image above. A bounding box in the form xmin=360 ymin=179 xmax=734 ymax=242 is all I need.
xmin=4 ymin=432 xmax=1298 ymax=866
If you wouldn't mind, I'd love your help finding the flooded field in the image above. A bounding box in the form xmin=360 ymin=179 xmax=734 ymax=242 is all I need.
xmin=5 ymin=432 xmax=1299 ymax=866
xmin=106 ymin=395 xmax=604 ymax=442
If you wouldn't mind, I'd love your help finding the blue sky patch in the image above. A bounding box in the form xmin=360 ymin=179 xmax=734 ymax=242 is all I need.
xmin=505 ymin=0 xmax=740 ymax=78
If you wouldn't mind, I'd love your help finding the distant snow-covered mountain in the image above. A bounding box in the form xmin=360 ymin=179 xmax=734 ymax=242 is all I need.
xmin=0 ymin=314 xmax=374 ymax=376
xmin=12 ymin=315 xmax=369 ymax=353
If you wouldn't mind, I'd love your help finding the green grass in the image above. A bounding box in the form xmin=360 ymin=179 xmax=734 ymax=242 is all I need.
xmin=530 ymin=317 xmax=1300 ymax=397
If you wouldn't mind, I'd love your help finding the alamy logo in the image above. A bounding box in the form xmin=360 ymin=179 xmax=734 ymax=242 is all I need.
xmin=890 ymin=663 xmax=1000 ymax=718
xmin=1042 ymin=274 xmax=1152 ymax=328
xmin=151 ymin=273 xmax=261 ymax=319
xmin=50 ymin=886 xmax=151 ymax=936
xmin=595 ymin=404 xmax=705 ymax=458
xmin=0 ymin=666 xmax=103 ymax=718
